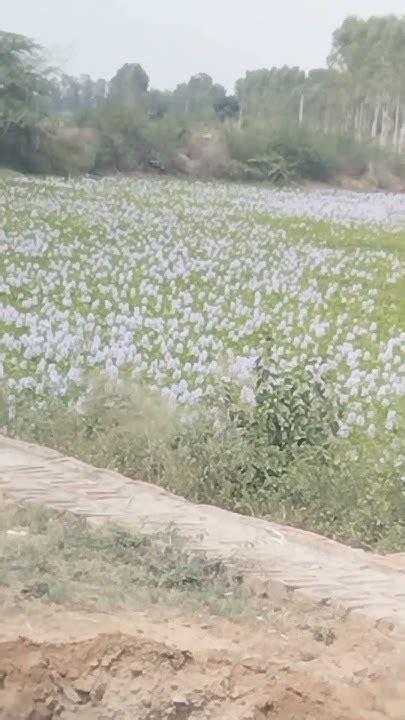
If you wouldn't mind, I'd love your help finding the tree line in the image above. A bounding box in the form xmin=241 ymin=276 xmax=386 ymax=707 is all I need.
xmin=52 ymin=66 xmax=238 ymax=123
xmin=237 ymin=15 xmax=405 ymax=152
xmin=1 ymin=14 xmax=405 ymax=181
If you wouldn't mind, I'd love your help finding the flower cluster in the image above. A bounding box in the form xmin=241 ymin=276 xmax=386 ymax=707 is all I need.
xmin=0 ymin=175 xmax=404 ymax=446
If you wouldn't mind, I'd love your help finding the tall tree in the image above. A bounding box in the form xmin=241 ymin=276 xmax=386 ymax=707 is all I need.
xmin=236 ymin=67 xmax=305 ymax=128
xmin=173 ymin=73 xmax=226 ymax=116
xmin=0 ymin=30 xmax=50 ymax=131
xmin=108 ymin=63 xmax=149 ymax=107
xmin=0 ymin=30 xmax=51 ymax=166
xmin=328 ymin=15 xmax=405 ymax=149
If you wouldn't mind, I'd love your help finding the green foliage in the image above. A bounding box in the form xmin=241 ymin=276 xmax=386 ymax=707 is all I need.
xmin=3 ymin=15 xmax=405 ymax=180
xmin=139 ymin=115 xmax=184 ymax=170
xmin=0 ymin=30 xmax=50 ymax=130
xmin=236 ymin=66 xmax=305 ymax=127
xmin=0 ymin=30 xmax=52 ymax=171
xmin=109 ymin=62 xmax=149 ymax=107
xmin=173 ymin=73 xmax=226 ymax=116
xmin=172 ymin=351 xmax=340 ymax=511
xmin=214 ymin=95 xmax=240 ymax=122
xmin=242 ymin=154 xmax=296 ymax=184
xmin=223 ymin=124 xmax=395 ymax=183
xmin=75 ymin=101 xmax=184 ymax=172
xmin=224 ymin=125 xmax=338 ymax=182
xmin=76 ymin=101 xmax=149 ymax=171
xmin=21 ymin=127 xmax=99 ymax=175
xmin=236 ymin=16 xmax=405 ymax=149
xmin=279 ymin=443 xmax=405 ymax=551
xmin=269 ymin=129 xmax=337 ymax=181
xmin=241 ymin=350 xmax=339 ymax=470
xmin=9 ymin=360 xmax=404 ymax=553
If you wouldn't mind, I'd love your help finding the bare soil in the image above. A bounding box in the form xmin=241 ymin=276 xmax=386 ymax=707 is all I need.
xmin=1 ymin=582 xmax=404 ymax=719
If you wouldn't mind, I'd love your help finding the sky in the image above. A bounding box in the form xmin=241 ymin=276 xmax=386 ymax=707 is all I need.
xmin=2 ymin=0 xmax=405 ymax=92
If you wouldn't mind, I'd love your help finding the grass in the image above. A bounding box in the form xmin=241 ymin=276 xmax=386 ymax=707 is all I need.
xmin=9 ymin=377 xmax=405 ymax=553
xmin=0 ymin=503 xmax=258 ymax=618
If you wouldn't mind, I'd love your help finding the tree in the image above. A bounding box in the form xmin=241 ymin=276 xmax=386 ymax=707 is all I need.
xmin=214 ymin=95 xmax=239 ymax=122
xmin=93 ymin=78 xmax=107 ymax=106
xmin=172 ymin=73 xmax=226 ymax=116
xmin=108 ymin=63 xmax=149 ymax=107
xmin=0 ymin=30 xmax=50 ymax=131
xmin=56 ymin=74 xmax=81 ymax=113
xmin=51 ymin=74 xmax=108 ymax=114
xmin=146 ymin=89 xmax=172 ymax=119
xmin=0 ymin=30 xmax=51 ymax=168
xmin=328 ymin=15 xmax=405 ymax=149
xmin=236 ymin=66 xmax=305 ymax=128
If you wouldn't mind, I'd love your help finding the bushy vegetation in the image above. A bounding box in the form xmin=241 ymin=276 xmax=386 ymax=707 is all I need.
xmin=2 ymin=16 xmax=405 ymax=186
xmin=9 ymin=360 xmax=404 ymax=553
xmin=223 ymin=126 xmax=371 ymax=183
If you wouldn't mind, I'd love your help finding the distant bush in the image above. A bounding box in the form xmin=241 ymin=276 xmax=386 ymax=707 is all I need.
xmin=268 ymin=128 xmax=337 ymax=181
xmin=332 ymin=135 xmax=369 ymax=177
xmin=75 ymin=103 xmax=149 ymax=171
xmin=35 ymin=127 xmax=99 ymax=175
xmin=139 ymin=116 xmax=184 ymax=171
xmin=183 ymin=129 xmax=230 ymax=178
xmin=6 ymin=104 xmax=402 ymax=186
xmin=75 ymin=103 xmax=188 ymax=173
xmin=0 ymin=126 xmax=100 ymax=175
xmin=221 ymin=124 xmax=404 ymax=185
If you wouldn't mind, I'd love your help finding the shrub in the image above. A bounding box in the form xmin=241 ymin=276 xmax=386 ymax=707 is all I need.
xmin=222 ymin=124 xmax=270 ymax=165
xmin=76 ymin=102 xmax=149 ymax=171
xmin=278 ymin=442 xmax=405 ymax=551
xmin=236 ymin=350 xmax=340 ymax=483
xmin=222 ymin=124 xmax=404 ymax=184
xmin=333 ymin=135 xmax=369 ymax=177
xmin=267 ymin=128 xmax=337 ymax=182
xmin=0 ymin=125 xmax=100 ymax=176
xmin=223 ymin=125 xmax=338 ymax=183
xmin=7 ymin=364 xmax=404 ymax=552
xmin=184 ymin=129 xmax=230 ymax=178
xmin=139 ymin=116 xmax=184 ymax=171
xmin=10 ymin=377 xmax=180 ymax=484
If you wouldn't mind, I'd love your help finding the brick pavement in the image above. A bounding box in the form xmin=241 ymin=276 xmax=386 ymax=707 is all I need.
xmin=1 ymin=434 xmax=404 ymax=630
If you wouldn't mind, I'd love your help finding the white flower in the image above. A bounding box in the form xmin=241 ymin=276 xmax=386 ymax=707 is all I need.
xmin=385 ymin=410 xmax=398 ymax=432
xmin=367 ymin=424 xmax=377 ymax=438
xmin=338 ymin=424 xmax=350 ymax=439
xmin=241 ymin=386 xmax=255 ymax=405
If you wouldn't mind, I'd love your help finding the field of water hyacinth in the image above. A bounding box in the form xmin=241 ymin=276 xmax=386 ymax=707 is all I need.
xmin=1 ymin=174 xmax=404 ymax=548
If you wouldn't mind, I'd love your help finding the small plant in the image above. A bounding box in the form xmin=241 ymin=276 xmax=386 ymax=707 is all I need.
xmin=249 ymin=347 xmax=339 ymax=453
xmin=216 ymin=344 xmax=340 ymax=493
xmin=0 ymin=504 xmax=253 ymax=616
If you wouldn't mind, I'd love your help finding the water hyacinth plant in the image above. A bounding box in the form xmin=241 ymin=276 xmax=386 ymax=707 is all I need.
xmin=0 ymin=174 xmax=404 ymax=549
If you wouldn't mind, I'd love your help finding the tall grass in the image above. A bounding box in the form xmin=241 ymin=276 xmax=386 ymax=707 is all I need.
xmin=8 ymin=368 xmax=404 ymax=553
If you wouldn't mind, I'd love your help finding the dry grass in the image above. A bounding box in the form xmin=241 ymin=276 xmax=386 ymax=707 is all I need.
xmin=0 ymin=502 xmax=263 ymax=618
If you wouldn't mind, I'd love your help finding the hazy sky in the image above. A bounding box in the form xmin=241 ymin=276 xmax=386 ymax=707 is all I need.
xmin=2 ymin=1 xmax=405 ymax=91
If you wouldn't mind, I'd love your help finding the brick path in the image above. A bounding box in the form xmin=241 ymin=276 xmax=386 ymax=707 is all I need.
xmin=1 ymin=434 xmax=404 ymax=630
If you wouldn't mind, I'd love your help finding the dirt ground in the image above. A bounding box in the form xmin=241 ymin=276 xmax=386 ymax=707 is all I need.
xmin=0 ymin=434 xmax=404 ymax=719
xmin=1 ymin=585 xmax=404 ymax=719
